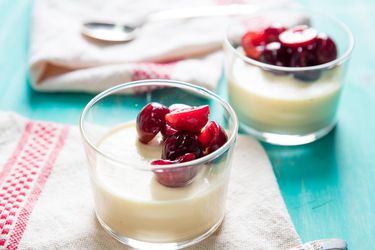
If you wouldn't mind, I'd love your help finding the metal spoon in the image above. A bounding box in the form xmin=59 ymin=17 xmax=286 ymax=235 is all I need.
xmin=81 ymin=4 xmax=275 ymax=42
xmin=288 ymin=238 xmax=347 ymax=250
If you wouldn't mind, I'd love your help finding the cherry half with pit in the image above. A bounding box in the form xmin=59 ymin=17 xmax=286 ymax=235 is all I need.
xmin=136 ymin=102 xmax=228 ymax=187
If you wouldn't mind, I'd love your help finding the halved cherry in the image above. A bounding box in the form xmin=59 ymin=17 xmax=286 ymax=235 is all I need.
xmin=198 ymin=121 xmax=228 ymax=155
xmin=136 ymin=102 xmax=170 ymax=144
xmin=151 ymin=153 xmax=198 ymax=187
xmin=279 ymin=25 xmax=317 ymax=48
xmin=241 ymin=31 xmax=267 ymax=59
xmin=165 ymin=105 xmax=210 ymax=132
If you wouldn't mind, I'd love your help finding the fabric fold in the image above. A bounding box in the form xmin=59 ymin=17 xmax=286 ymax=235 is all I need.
xmin=30 ymin=0 xmax=292 ymax=93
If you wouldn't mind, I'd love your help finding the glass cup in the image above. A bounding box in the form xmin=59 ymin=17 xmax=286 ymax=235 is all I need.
xmin=224 ymin=7 xmax=354 ymax=145
xmin=80 ymin=80 xmax=238 ymax=249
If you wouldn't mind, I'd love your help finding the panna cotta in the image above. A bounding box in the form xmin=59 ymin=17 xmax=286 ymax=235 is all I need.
xmin=225 ymin=23 xmax=343 ymax=139
xmin=227 ymin=58 xmax=342 ymax=134
xmin=80 ymin=81 xmax=239 ymax=249
xmin=93 ymin=122 xmax=229 ymax=243
xmin=90 ymin=102 xmax=231 ymax=243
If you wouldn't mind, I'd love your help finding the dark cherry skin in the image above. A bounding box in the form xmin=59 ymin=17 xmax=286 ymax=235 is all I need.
xmin=162 ymin=132 xmax=203 ymax=161
xmin=259 ymin=42 xmax=289 ymax=67
xmin=165 ymin=105 xmax=210 ymax=133
xmin=264 ymin=24 xmax=287 ymax=43
xmin=151 ymin=153 xmax=196 ymax=165
xmin=289 ymin=45 xmax=318 ymax=67
xmin=198 ymin=121 xmax=228 ymax=155
xmin=151 ymin=153 xmax=198 ymax=187
xmin=161 ymin=123 xmax=178 ymax=139
xmin=136 ymin=102 xmax=170 ymax=143
xmin=315 ymin=33 xmax=337 ymax=64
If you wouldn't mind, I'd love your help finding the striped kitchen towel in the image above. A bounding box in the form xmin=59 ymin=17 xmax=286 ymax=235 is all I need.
xmin=0 ymin=112 xmax=300 ymax=249
xmin=29 ymin=0 xmax=295 ymax=93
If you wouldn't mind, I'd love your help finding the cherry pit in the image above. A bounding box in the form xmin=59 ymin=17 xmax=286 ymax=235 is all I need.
xmin=136 ymin=102 xmax=228 ymax=187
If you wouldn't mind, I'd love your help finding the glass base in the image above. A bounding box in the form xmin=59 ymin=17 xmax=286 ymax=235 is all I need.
xmin=239 ymin=122 xmax=336 ymax=146
xmin=96 ymin=213 xmax=224 ymax=250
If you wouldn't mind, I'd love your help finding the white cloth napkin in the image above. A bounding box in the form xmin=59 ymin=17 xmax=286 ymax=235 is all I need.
xmin=29 ymin=0 xmax=293 ymax=93
xmin=0 ymin=112 xmax=300 ymax=249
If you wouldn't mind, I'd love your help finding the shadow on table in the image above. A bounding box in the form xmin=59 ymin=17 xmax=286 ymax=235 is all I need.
xmin=262 ymin=128 xmax=339 ymax=183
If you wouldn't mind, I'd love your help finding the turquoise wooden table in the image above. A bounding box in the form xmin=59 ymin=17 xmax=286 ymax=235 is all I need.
xmin=1 ymin=0 xmax=374 ymax=249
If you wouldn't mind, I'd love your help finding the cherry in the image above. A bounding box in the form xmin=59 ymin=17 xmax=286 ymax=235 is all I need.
xmin=290 ymin=46 xmax=322 ymax=81
xmin=279 ymin=25 xmax=317 ymax=48
xmin=165 ymin=105 xmax=210 ymax=132
xmin=152 ymin=153 xmax=198 ymax=187
xmin=259 ymin=42 xmax=289 ymax=66
xmin=241 ymin=31 xmax=267 ymax=59
xmin=151 ymin=153 xmax=196 ymax=165
xmin=162 ymin=132 xmax=203 ymax=161
xmin=264 ymin=24 xmax=287 ymax=43
xmin=136 ymin=102 xmax=170 ymax=143
xmin=289 ymin=46 xmax=318 ymax=67
xmin=198 ymin=121 xmax=228 ymax=155
xmin=315 ymin=33 xmax=337 ymax=64
xmin=161 ymin=123 xmax=177 ymax=139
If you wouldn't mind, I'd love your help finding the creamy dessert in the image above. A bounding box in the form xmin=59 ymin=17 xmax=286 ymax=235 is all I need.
xmin=226 ymin=24 xmax=342 ymax=136
xmin=228 ymin=59 xmax=342 ymax=134
xmin=91 ymin=103 xmax=230 ymax=243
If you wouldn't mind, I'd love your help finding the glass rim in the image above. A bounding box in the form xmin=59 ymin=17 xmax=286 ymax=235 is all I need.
xmin=224 ymin=6 xmax=355 ymax=72
xmin=79 ymin=79 xmax=239 ymax=171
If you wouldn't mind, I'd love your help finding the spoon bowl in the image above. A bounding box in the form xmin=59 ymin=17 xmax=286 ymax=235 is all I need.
xmin=82 ymin=22 xmax=138 ymax=42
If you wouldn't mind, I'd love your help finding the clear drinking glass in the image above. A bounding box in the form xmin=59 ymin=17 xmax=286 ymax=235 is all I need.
xmin=224 ymin=7 xmax=354 ymax=145
xmin=80 ymin=80 xmax=238 ymax=249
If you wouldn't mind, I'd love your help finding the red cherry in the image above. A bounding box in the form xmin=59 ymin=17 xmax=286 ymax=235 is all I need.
xmin=136 ymin=103 xmax=170 ymax=144
xmin=279 ymin=25 xmax=317 ymax=48
xmin=289 ymin=46 xmax=318 ymax=67
xmin=259 ymin=42 xmax=289 ymax=66
xmin=290 ymin=46 xmax=322 ymax=81
xmin=165 ymin=105 xmax=210 ymax=132
xmin=151 ymin=153 xmax=198 ymax=187
xmin=241 ymin=31 xmax=267 ymax=59
xmin=161 ymin=123 xmax=177 ymax=139
xmin=151 ymin=153 xmax=196 ymax=166
xmin=162 ymin=132 xmax=203 ymax=161
xmin=315 ymin=33 xmax=337 ymax=64
xmin=198 ymin=121 xmax=228 ymax=155
xmin=264 ymin=24 xmax=287 ymax=43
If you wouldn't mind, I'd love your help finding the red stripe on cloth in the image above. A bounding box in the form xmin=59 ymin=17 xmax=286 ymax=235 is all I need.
xmin=131 ymin=62 xmax=177 ymax=82
xmin=0 ymin=122 xmax=33 ymax=187
xmin=0 ymin=122 xmax=69 ymax=250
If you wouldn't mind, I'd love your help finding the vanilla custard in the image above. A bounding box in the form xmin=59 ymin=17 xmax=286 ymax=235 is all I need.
xmin=92 ymin=122 xmax=228 ymax=243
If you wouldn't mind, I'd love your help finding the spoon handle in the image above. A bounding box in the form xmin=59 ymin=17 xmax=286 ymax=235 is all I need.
xmin=288 ymin=238 xmax=347 ymax=250
xmin=147 ymin=1 xmax=291 ymax=23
